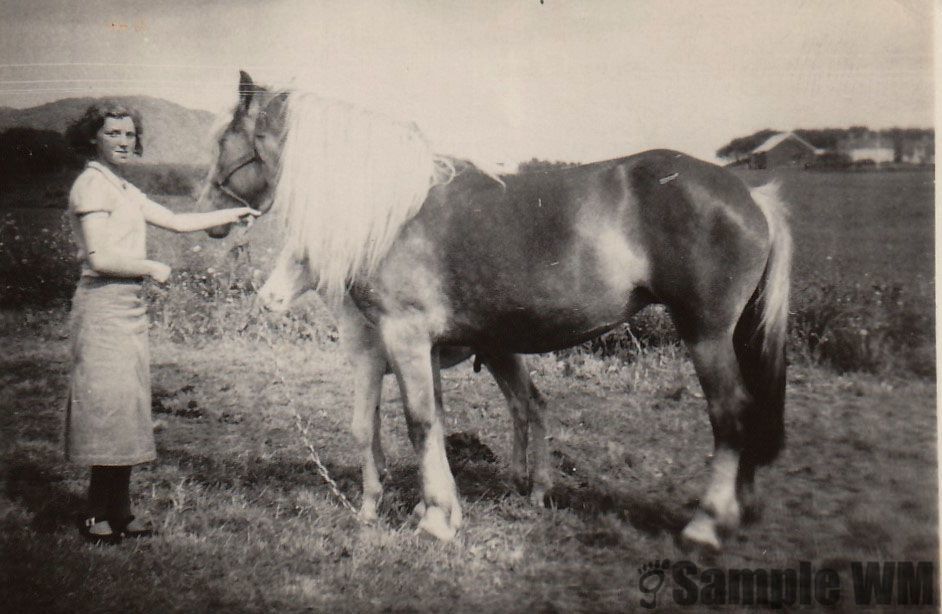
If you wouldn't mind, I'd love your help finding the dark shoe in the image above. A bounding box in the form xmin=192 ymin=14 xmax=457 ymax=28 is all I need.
xmin=78 ymin=517 xmax=121 ymax=545
xmin=112 ymin=515 xmax=155 ymax=539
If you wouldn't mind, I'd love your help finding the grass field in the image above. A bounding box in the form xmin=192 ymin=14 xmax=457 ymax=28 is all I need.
xmin=736 ymin=169 xmax=934 ymax=287
xmin=0 ymin=169 xmax=937 ymax=611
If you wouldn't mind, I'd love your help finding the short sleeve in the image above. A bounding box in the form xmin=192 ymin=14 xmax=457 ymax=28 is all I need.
xmin=69 ymin=169 xmax=116 ymax=215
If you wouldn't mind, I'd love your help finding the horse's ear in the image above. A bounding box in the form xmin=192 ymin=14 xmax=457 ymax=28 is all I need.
xmin=238 ymin=70 xmax=257 ymax=112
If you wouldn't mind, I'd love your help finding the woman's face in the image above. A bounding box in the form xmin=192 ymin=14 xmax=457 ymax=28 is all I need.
xmin=93 ymin=116 xmax=137 ymax=166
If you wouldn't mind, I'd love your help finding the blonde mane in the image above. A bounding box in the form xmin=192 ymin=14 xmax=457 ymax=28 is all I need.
xmin=272 ymin=91 xmax=454 ymax=303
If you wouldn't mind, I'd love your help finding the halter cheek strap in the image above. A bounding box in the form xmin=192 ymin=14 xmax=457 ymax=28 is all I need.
xmin=215 ymin=181 xmax=256 ymax=209
xmin=213 ymin=152 xmax=261 ymax=209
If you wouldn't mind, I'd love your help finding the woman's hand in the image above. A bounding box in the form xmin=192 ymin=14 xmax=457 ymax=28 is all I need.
xmin=149 ymin=262 xmax=172 ymax=283
xmin=142 ymin=202 xmax=261 ymax=233
xmin=221 ymin=207 xmax=261 ymax=225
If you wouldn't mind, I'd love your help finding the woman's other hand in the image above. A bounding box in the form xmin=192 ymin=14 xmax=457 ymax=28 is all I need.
xmin=149 ymin=262 xmax=172 ymax=283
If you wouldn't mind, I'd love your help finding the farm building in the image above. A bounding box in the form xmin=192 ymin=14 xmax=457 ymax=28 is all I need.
xmin=838 ymin=132 xmax=895 ymax=164
xmin=747 ymin=132 xmax=821 ymax=169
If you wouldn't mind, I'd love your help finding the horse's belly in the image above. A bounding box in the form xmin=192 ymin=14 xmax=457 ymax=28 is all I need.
xmin=441 ymin=286 xmax=649 ymax=353
xmin=433 ymin=243 xmax=650 ymax=352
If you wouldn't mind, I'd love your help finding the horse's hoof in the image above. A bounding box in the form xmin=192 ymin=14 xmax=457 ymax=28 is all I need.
xmin=357 ymin=507 xmax=379 ymax=525
xmin=450 ymin=502 xmax=463 ymax=530
xmin=512 ymin=474 xmax=529 ymax=495
xmin=416 ymin=505 xmax=457 ymax=542
xmin=680 ymin=512 xmax=722 ymax=552
xmin=712 ymin=502 xmax=741 ymax=532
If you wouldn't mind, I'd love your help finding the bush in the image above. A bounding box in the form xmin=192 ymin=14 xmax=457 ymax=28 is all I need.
xmin=0 ymin=128 xmax=80 ymax=189
xmin=122 ymin=164 xmax=207 ymax=196
xmin=145 ymin=260 xmax=337 ymax=347
xmin=0 ymin=210 xmax=77 ymax=306
xmin=573 ymin=307 xmax=679 ymax=361
xmin=564 ymin=280 xmax=934 ymax=378
xmin=790 ymin=280 xmax=934 ymax=376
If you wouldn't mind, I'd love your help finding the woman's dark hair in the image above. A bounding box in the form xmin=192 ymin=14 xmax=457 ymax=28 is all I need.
xmin=65 ymin=102 xmax=144 ymax=159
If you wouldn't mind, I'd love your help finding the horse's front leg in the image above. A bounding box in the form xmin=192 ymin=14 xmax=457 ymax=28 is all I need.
xmin=339 ymin=305 xmax=388 ymax=524
xmin=349 ymin=347 xmax=388 ymax=523
xmin=381 ymin=319 xmax=461 ymax=541
xmin=484 ymin=353 xmax=552 ymax=506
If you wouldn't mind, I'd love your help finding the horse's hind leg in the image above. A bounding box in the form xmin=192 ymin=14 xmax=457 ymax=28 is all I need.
xmin=484 ymin=353 xmax=552 ymax=506
xmin=681 ymin=333 xmax=751 ymax=550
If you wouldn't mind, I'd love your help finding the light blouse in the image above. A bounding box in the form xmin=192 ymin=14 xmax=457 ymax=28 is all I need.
xmin=68 ymin=162 xmax=162 ymax=277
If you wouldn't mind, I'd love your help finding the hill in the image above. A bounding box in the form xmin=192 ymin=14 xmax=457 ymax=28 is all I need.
xmin=0 ymin=96 xmax=217 ymax=165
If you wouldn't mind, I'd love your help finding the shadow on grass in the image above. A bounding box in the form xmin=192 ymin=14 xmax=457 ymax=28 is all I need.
xmin=380 ymin=445 xmax=688 ymax=538
xmin=160 ymin=445 xmax=363 ymax=500
xmin=547 ymin=482 xmax=688 ymax=536
xmin=5 ymin=459 xmax=83 ymax=533
xmin=161 ymin=431 xmax=688 ymax=539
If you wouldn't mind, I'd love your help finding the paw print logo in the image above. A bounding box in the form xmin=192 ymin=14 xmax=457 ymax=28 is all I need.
xmin=638 ymin=559 xmax=671 ymax=609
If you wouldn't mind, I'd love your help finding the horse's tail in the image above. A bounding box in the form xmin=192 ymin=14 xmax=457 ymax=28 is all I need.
xmin=734 ymin=181 xmax=792 ymax=467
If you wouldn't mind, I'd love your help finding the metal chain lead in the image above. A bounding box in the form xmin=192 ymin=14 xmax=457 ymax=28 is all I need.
xmin=227 ymin=221 xmax=358 ymax=518
xmin=263 ymin=338 xmax=359 ymax=518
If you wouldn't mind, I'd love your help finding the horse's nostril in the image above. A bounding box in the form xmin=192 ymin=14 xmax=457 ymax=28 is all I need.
xmin=256 ymin=291 xmax=283 ymax=312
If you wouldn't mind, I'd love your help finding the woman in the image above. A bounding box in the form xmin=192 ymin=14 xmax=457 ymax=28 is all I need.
xmin=64 ymin=102 xmax=256 ymax=544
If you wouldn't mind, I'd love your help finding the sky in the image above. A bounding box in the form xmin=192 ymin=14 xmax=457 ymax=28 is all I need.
xmin=0 ymin=0 xmax=934 ymax=166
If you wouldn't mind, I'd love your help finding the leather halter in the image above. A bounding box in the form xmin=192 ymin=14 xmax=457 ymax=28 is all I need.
xmin=213 ymin=151 xmax=261 ymax=209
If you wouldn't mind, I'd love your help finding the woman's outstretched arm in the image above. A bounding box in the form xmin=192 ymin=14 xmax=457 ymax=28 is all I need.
xmin=141 ymin=200 xmax=258 ymax=233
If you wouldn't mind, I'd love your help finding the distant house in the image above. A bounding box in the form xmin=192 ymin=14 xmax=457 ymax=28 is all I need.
xmin=837 ymin=132 xmax=895 ymax=164
xmin=748 ymin=132 xmax=821 ymax=169
xmin=900 ymin=134 xmax=934 ymax=165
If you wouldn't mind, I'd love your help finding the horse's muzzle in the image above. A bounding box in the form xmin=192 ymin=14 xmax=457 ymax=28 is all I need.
xmin=206 ymin=223 xmax=233 ymax=239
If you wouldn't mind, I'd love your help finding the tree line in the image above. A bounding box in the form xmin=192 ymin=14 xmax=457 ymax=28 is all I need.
xmin=716 ymin=127 xmax=934 ymax=161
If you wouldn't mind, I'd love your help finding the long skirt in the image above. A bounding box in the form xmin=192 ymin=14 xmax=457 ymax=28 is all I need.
xmin=64 ymin=276 xmax=156 ymax=466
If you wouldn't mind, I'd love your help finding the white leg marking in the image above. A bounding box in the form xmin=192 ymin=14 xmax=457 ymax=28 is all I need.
xmin=702 ymin=447 xmax=742 ymax=530
xmin=382 ymin=319 xmax=461 ymax=542
xmin=339 ymin=303 xmax=388 ymax=524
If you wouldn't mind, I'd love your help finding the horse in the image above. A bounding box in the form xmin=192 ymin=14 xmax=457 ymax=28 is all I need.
xmin=199 ymin=70 xmax=792 ymax=550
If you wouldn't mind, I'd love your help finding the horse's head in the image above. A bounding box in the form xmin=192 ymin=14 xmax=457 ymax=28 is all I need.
xmin=200 ymin=71 xmax=287 ymax=238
